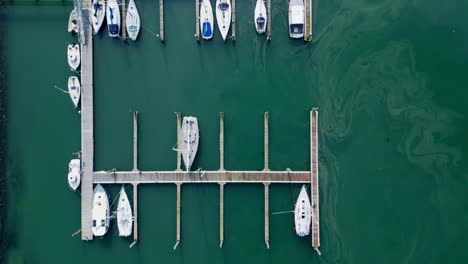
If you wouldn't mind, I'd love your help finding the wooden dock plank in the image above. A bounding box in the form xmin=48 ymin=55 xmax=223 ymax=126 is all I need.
xmin=80 ymin=1 xmax=94 ymax=241
xmin=310 ymin=109 xmax=320 ymax=252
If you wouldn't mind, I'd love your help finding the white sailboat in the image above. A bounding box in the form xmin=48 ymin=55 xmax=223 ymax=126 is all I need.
xmin=106 ymin=0 xmax=121 ymax=38
xmin=92 ymin=184 xmax=110 ymax=237
xmin=288 ymin=0 xmax=304 ymax=39
xmin=116 ymin=186 xmax=133 ymax=237
xmin=254 ymin=0 xmax=267 ymax=34
xmin=178 ymin=116 xmax=200 ymax=171
xmin=215 ymin=0 xmax=231 ymax=41
xmin=67 ymin=44 xmax=80 ymax=70
xmin=68 ymin=7 xmax=79 ymax=33
xmin=68 ymin=159 xmax=81 ymax=191
xmin=295 ymin=185 xmax=312 ymax=236
xmin=126 ymin=0 xmax=141 ymax=41
xmin=91 ymin=0 xmax=106 ymax=35
xmin=200 ymin=0 xmax=214 ymax=40
xmin=67 ymin=76 xmax=81 ymax=108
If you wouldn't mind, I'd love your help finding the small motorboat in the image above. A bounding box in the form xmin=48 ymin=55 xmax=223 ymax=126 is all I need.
xmin=199 ymin=0 xmax=214 ymax=40
xmin=92 ymin=184 xmax=110 ymax=237
xmin=68 ymin=7 xmax=79 ymax=33
xmin=68 ymin=159 xmax=81 ymax=191
xmin=215 ymin=0 xmax=231 ymax=41
xmin=126 ymin=0 xmax=141 ymax=41
xmin=116 ymin=186 xmax=133 ymax=237
xmin=288 ymin=0 xmax=305 ymax=39
xmin=91 ymin=0 xmax=106 ymax=35
xmin=106 ymin=0 xmax=121 ymax=38
xmin=178 ymin=116 xmax=200 ymax=171
xmin=294 ymin=185 xmax=312 ymax=236
xmin=68 ymin=76 xmax=81 ymax=108
xmin=254 ymin=0 xmax=267 ymax=34
xmin=67 ymin=44 xmax=80 ymax=70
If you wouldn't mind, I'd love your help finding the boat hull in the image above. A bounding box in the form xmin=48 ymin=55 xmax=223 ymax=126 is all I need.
xmin=126 ymin=0 xmax=141 ymax=41
xmin=295 ymin=185 xmax=312 ymax=236
xmin=67 ymin=44 xmax=80 ymax=70
xmin=106 ymin=0 xmax=121 ymax=38
xmin=67 ymin=76 xmax=81 ymax=108
xmin=91 ymin=0 xmax=106 ymax=35
xmin=68 ymin=159 xmax=81 ymax=191
xmin=254 ymin=0 xmax=267 ymax=34
xmin=178 ymin=116 xmax=200 ymax=171
xmin=117 ymin=186 xmax=133 ymax=237
xmin=288 ymin=0 xmax=305 ymax=39
xmin=200 ymin=0 xmax=214 ymax=40
xmin=68 ymin=7 xmax=79 ymax=33
xmin=92 ymin=184 xmax=110 ymax=237
xmin=215 ymin=0 xmax=231 ymax=41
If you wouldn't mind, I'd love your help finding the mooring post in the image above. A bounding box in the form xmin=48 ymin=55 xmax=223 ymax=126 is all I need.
xmin=263 ymin=112 xmax=270 ymax=171
xmin=173 ymin=183 xmax=182 ymax=250
xmin=133 ymin=111 xmax=139 ymax=172
xmin=219 ymin=112 xmax=225 ymax=171
xmin=219 ymin=182 xmax=225 ymax=248
xmin=176 ymin=112 xmax=182 ymax=171
xmin=159 ymin=0 xmax=165 ymax=42
xmin=129 ymin=183 xmax=139 ymax=248
xmin=264 ymin=182 xmax=270 ymax=249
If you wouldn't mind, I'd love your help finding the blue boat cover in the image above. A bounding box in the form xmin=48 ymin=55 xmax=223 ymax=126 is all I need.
xmin=219 ymin=3 xmax=229 ymax=11
xmin=290 ymin=24 xmax=304 ymax=34
xmin=202 ymin=21 xmax=212 ymax=37
xmin=257 ymin=17 xmax=266 ymax=24
xmin=109 ymin=24 xmax=119 ymax=35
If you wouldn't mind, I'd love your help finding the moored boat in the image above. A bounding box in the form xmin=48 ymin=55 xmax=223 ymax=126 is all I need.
xmin=288 ymin=0 xmax=304 ymax=39
xmin=68 ymin=159 xmax=81 ymax=191
xmin=126 ymin=0 xmax=141 ymax=41
xmin=106 ymin=0 xmax=121 ymax=38
xmin=254 ymin=0 xmax=267 ymax=34
xmin=178 ymin=116 xmax=200 ymax=171
xmin=68 ymin=7 xmax=79 ymax=33
xmin=294 ymin=185 xmax=312 ymax=236
xmin=200 ymin=0 xmax=214 ymax=40
xmin=67 ymin=76 xmax=81 ymax=108
xmin=91 ymin=0 xmax=106 ymax=35
xmin=117 ymin=186 xmax=133 ymax=237
xmin=215 ymin=0 xmax=231 ymax=41
xmin=67 ymin=44 xmax=80 ymax=70
xmin=92 ymin=184 xmax=110 ymax=237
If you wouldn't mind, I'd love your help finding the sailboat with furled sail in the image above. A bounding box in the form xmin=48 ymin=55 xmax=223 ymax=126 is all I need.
xmin=175 ymin=116 xmax=200 ymax=171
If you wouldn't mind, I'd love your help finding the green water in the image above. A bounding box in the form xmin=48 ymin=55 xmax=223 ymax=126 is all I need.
xmin=2 ymin=0 xmax=468 ymax=263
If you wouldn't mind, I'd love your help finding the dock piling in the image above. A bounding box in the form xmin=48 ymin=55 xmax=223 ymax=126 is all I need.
xmin=195 ymin=0 xmax=200 ymax=41
xmin=133 ymin=111 xmax=139 ymax=172
xmin=219 ymin=183 xmax=225 ymax=248
xmin=174 ymin=183 xmax=182 ymax=250
xmin=266 ymin=0 xmax=271 ymax=40
xmin=264 ymin=183 xmax=270 ymax=249
xmin=231 ymin=0 xmax=236 ymax=41
xmin=176 ymin=113 xmax=182 ymax=171
xmin=219 ymin=112 xmax=225 ymax=171
xmin=263 ymin=112 xmax=270 ymax=171
xmin=159 ymin=0 xmax=165 ymax=42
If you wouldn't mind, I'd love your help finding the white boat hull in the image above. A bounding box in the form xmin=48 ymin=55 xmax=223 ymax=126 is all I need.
xmin=91 ymin=0 xmax=106 ymax=35
xmin=67 ymin=44 xmax=80 ymax=70
xmin=200 ymin=0 xmax=214 ymax=40
xmin=254 ymin=0 xmax=267 ymax=34
xmin=126 ymin=0 xmax=141 ymax=41
xmin=92 ymin=184 xmax=110 ymax=237
xmin=215 ymin=0 xmax=231 ymax=41
xmin=288 ymin=0 xmax=305 ymax=39
xmin=68 ymin=159 xmax=81 ymax=191
xmin=295 ymin=185 xmax=312 ymax=236
xmin=68 ymin=7 xmax=79 ymax=33
xmin=67 ymin=76 xmax=81 ymax=108
xmin=117 ymin=186 xmax=133 ymax=237
xmin=178 ymin=116 xmax=200 ymax=171
xmin=106 ymin=0 xmax=121 ymax=38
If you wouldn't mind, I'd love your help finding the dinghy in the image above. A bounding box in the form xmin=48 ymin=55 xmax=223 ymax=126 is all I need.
xmin=68 ymin=159 xmax=81 ymax=191
xmin=117 ymin=186 xmax=133 ymax=237
xmin=288 ymin=0 xmax=304 ymax=39
xmin=254 ymin=0 xmax=267 ymax=34
xmin=294 ymin=185 xmax=312 ymax=236
xmin=106 ymin=0 xmax=121 ymax=38
xmin=92 ymin=184 xmax=110 ymax=237
xmin=67 ymin=44 xmax=80 ymax=70
xmin=91 ymin=0 xmax=106 ymax=34
xmin=126 ymin=0 xmax=141 ymax=41
xmin=215 ymin=0 xmax=231 ymax=41
xmin=68 ymin=7 xmax=79 ymax=33
xmin=199 ymin=0 xmax=214 ymax=40
xmin=68 ymin=76 xmax=81 ymax=108
xmin=178 ymin=116 xmax=199 ymax=171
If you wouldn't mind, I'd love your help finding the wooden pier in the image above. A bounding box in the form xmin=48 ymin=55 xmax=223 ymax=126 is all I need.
xmin=195 ymin=0 xmax=200 ymax=41
xmin=267 ymin=0 xmax=271 ymax=40
xmin=80 ymin=0 xmax=95 ymax=241
xmin=304 ymin=0 xmax=313 ymax=41
xmin=231 ymin=0 xmax=236 ymax=41
xmin=121 ymin=0 xmax=127 ymax=41
xmin=310 ymin=109 xmax=320 ymax=254
xmin=159 ymin=0 xmax=165 ymax=42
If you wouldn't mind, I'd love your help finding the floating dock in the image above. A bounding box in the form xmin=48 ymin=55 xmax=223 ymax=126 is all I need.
xmin=304 ymin=0 xmax=312 ymax=41
xmin=160 ymin=0 xmax=165 ymax=42
xmin=121 ymin=0 xmax=127 ymax=41
xmin=195 ymin=0 xmax=200 ymax=41
xmin=267 ymin=0 xmax=272 ymax=40
xmin=231 ymin=0 xmax=236 ymax=41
